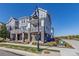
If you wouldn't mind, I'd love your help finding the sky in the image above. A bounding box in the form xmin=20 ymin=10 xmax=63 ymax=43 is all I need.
xmin=0 ymin=3 xmax=79 ymax=36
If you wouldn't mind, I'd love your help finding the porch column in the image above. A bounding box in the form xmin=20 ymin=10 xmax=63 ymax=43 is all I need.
xmin=15 ymin=34 xmax=18 ymax=42
xmin=10 ymin=33 xmax=12 ymax=41
xmin=41 ymin=29 xmax=44 ymax=42
xmin=28 ymin=28 xmax=31 ymax=42
xmin=22 ymin=32 xmax=24 ymax=42
xmin=41 ymin=20 xmax=45 ymax=43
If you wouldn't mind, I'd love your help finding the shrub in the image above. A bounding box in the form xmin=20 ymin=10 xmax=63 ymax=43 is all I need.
xmin=24 ymin=41 xmax=30 ymax=44
xmin=32 ymin=41 xmax=44 ymax=46
xmin=0 ymin=37 xmax=6 ymax=42
xmin=64 ymin=43 xmax=73 ymax=48
xmin=47 ymin=42 xmax=57 ymax=46
xmin=32 ymin=41 xmax=37 ymax=45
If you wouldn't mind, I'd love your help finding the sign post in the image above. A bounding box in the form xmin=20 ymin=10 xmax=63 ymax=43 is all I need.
xmin=35 ymin=34 xmax=40 ymax=51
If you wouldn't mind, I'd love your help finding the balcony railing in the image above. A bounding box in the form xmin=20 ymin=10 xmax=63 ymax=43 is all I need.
xmin=30 ymin=27 xmax=42 ymax=32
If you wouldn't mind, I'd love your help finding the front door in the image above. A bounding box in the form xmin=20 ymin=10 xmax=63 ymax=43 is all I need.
xmin=17 ymin=34 xmax=22 ymax=40
xmin=12 ymin=34 xmax=16 ymax=41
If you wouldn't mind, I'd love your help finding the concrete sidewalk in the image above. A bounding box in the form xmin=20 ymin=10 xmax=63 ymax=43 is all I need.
xmin=0 ymin=42 xmax=78 ymax=56
xmin=0 ymin=47 xmax=39 ymax=56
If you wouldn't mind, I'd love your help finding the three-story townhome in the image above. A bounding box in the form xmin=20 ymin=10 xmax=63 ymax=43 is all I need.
xmin=6 ymin=7 xmax=51 ymax=43
xmin=29 ymin=8 xmax=51 ymax=43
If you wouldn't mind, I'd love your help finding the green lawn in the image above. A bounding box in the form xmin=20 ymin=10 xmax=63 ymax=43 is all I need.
xmin=0 ymin=44 xmax=60 ymax=54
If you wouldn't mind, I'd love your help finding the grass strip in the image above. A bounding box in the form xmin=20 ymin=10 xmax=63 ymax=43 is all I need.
xmin=0 ymin=44 xmax=60 ymax=54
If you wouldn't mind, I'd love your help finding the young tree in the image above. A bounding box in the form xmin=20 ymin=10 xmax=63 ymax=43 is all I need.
xmin=0 ymin=24 xmax=10 ymax=40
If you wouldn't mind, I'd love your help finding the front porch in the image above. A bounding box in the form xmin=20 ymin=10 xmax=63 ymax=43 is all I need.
xmin=9 ymin=32 xmax=45 ymax=43
xmin=9 ymin=29 xmax=29 ymax=43
xmin=9 ymin=28 xmax=45 ymax=43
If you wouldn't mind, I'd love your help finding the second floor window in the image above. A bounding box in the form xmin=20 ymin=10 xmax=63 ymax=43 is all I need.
xmin=21 ymin=20 xmax=25 ymax=23
xmin=21 ymin=26 xmax=27 ymax=30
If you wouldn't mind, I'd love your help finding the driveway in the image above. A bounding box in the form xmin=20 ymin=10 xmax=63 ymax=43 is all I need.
xmin=63 ymin=39 xmax=79 ymax=50
xmin=63 ymin=39 xmax=79 ymax=56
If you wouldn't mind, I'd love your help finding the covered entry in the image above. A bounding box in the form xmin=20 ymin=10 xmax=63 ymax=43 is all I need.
xmin=17 ymin=33 xmax=22 ymax=40
xmin=10 ymin=29 xmax=24 ymax=42
xmin=30 ymin=32 xmax=41 ymax=41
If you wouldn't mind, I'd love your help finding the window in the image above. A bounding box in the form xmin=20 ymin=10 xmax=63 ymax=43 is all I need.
xmin=22 ymin=26 xmax=27 ymax=30
xmin=8 ymin=26 xmax=12 ymax=31
xmin=21 ymin=20 xmax=25 ymax=23
xmin=41 ymin=20 xmax=44 ymax=26
xmin=24 ymin=20 xmax=25 ymax=23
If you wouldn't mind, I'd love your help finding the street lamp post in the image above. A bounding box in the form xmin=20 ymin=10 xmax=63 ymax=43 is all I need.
xmin=37 ymin=8 xmax=40 ymax=51
xmin=33 ymin=8 xmax=40 ymax=51
xmin=28 ymin=7 xmax=40 ymax=51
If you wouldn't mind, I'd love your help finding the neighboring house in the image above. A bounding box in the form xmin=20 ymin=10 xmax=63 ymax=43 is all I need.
xmin=6 ymin=8 xmax=51 ymax=43
xmin=0 ymin=22 xmax=3 ymax=30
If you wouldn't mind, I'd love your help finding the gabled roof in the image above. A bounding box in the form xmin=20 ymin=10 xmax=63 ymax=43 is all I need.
xmin=18 ymin=16 xmax=29 ymax=20
xmin=6 ymin=17 xmax=17 ymax=24
xmin=38 ymin=8 xmax=47 ymax=13
xmin=31 ymin=7 xmax=47 ymax=17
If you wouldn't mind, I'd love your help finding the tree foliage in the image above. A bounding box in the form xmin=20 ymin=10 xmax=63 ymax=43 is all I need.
xmin=0 ymin=24 xmax=10 ymax=40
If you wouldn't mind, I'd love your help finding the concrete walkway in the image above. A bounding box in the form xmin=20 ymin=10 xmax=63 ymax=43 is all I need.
xmin=0 ymin=42 xmax=78 ymax=56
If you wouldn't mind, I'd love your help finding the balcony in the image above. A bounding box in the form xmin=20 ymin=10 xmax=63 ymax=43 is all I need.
xmin=30 ymin=27 xmax=42 ymax=32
